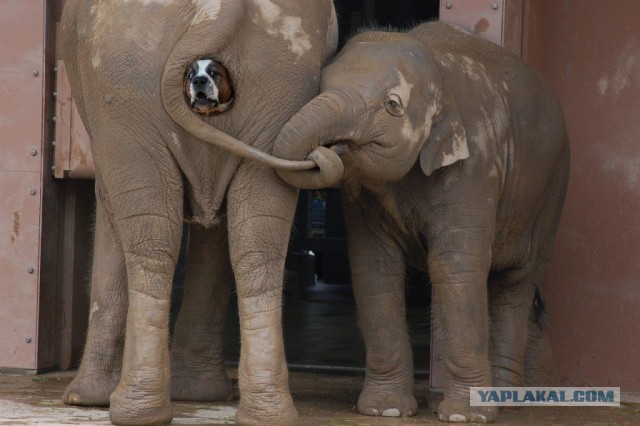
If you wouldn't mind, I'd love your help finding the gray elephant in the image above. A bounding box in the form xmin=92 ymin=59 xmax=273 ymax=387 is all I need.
xmin=60 ymin=1 xmax=341 ymax=425
xmin=274 ymin=22 xmax=570 ymax=422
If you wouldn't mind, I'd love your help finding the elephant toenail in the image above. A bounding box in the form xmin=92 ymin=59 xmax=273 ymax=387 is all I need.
xmin=439 ymin=413 xmax=447 ymax=421
xmin=469 ymin=414 xmax=488 ymax=422
xmin=449 ymin=414 xmax=467 ymax=422
xmin=371 ymin=408 xmax=380 ymax=415
xmin=382 ymin=408 xmax=401 ymax=417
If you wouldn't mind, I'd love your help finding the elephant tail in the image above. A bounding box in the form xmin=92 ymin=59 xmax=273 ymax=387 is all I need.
xmin=533 ymin=286 xmax=549 ymax=330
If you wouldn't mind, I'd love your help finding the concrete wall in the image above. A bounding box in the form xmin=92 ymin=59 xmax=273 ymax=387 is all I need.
xmin=524 ymin=0 xmax=640 ymax=397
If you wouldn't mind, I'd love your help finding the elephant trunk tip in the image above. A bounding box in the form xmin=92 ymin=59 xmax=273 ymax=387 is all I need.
xmin=276 ymin=146 xmax=344 ymax=189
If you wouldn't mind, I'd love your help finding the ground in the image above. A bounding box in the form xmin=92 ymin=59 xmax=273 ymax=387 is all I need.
xmin=0 ymin=369 xmax=638 ymax=425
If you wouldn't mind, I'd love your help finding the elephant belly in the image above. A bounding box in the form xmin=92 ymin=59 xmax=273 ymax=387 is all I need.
xmin=178 ymin=141 xmax=242 ymax=228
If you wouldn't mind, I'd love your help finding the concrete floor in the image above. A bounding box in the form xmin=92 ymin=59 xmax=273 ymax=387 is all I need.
xmin=0 ymin=369 xmax=639 ymax=425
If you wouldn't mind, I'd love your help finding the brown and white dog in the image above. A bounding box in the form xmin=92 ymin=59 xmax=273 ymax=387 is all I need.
xmin=184 ymin=59 xmax=234 ymax=115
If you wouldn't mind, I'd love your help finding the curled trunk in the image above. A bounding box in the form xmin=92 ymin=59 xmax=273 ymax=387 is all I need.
xmin=273 ymin=90 xmax=361 ymax=189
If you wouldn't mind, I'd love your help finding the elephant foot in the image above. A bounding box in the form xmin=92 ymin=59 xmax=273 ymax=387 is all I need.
xmin=171 ymin=368 xmax=235 ymax=402
xmin=437 ymin=398 xmax=497 ymax=423
xmin=357 ymin=380 xmax=418 ymax=417
xmin=235 ymin=392 xmax=298 ymax=426
xmin=109 ymin=376 xmax=173 ymax=426
xmin=62 ymin=370 xmax=119 ymax=407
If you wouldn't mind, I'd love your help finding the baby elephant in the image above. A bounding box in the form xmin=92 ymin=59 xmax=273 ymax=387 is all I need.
xmin=274 ymin=22 xmax=570 ymax=422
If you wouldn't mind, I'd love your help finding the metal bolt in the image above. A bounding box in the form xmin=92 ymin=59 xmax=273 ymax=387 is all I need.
xmin=51 ymin=140 xmax=56 ymax=146
xmin=52 ymin=116 xmax=57 ymax=122
xmin=436 ymin=353 xmax=443 ymax=361
xmin=25 ymin=337 xmax=32 ymax=344
xmin=32 ymin=70 xmax=39 ymax=77
xmin=27 ymin=267 xmax=35 ymax=274
xmin=491 ymin=3 xmax=499 ymax=10
xmin=53 ymin=91 xmax=58 ymax=98
xmin=446 ymin=2 xmax=453 ymax=9
xmin=30 ymin=149 xmax=38 ymax=157
xmin=29 ymin=188 xmax=37 ymax=196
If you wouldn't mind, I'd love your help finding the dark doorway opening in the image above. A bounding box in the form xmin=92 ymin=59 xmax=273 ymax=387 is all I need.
xmin=222 ymin=1 xmax=440 ymax=375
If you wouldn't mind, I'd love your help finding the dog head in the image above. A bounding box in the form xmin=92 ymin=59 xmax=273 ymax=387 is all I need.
xmin=184 ymin=59 xmax=234 ymax=115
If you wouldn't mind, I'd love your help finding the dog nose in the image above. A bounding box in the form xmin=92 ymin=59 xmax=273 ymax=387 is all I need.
xmin=192 ymin=76 xmax=208 ymax=87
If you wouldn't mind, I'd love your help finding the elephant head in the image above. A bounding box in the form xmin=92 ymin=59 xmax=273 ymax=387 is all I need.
xmin=273 ymin=31 xmax=470 ymax=189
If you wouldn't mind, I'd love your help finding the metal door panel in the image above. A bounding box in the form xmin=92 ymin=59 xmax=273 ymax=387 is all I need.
xmin=0 ymin=0 xmax=45 ymax=173
xmin=439 ymin=0 xmax=523 ymax=55
xmin=0 ymin=171 xmax=41 ymax=369
xmin=440 ymin=0 xmax=505 ymax=45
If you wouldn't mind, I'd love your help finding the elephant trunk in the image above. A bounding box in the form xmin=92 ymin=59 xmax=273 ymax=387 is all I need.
xmin=161 ymin=2 xmax=316 ymax=172
xmin=273 ymin=90 xmax=360 ymax=189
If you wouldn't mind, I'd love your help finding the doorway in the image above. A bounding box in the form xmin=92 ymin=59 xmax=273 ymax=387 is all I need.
xmin=222 ymin=0 xmax=440 ymax=375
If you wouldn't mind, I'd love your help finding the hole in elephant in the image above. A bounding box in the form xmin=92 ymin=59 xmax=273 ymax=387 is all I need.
xmin=184 ymin=58 xmax=234 ymax=116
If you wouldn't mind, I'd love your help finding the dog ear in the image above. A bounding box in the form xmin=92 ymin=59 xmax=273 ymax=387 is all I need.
xmin=213 ymin=62 xmax=233 ymax=104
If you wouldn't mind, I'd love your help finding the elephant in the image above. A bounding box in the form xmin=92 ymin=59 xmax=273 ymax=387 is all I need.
xmin=273 ymin=22 xmax=570 ymax=422
xmin=60 ymin=1 xmax=342 ymax=424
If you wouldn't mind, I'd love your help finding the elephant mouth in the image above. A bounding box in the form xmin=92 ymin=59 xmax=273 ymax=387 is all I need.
xmin=324 ymin=140 xmax=351 ymax=155
xmin=323 ymin=138 xmax=384 ymax=156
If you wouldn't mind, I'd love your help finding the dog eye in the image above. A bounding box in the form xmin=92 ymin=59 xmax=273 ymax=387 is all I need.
xmin=188 ymin=72 xmax=194 ymax=79
xmin=208 ymin=70 xmax=216 ymax=77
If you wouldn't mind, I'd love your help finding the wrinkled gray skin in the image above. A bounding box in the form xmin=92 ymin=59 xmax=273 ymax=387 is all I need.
xmin=60 ymin=1 xmax=340 ymax=425
xmin=274 ymin=22 xmax=569 ymax=422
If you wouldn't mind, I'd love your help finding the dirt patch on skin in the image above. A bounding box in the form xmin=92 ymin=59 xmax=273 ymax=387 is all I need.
xmin=0 ymin=370 xmax=638 ymax=425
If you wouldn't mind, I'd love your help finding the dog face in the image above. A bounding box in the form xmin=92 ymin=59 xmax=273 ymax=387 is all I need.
xmin=184 ymin=59 xmax=233 ymax=115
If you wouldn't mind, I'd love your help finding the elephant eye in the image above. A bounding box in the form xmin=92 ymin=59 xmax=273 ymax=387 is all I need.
xmin=384 ymin=94 xmax=404 ymax=116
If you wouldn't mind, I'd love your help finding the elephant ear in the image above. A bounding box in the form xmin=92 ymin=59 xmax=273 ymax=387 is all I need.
xmin=419 ymin=93 xmax=469 ymax=176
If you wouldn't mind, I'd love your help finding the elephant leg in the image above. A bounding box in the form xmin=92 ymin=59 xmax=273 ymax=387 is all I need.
xmin=429 ymin=221 xmax=497 ymax=423
xmin=106 ymin=165 xmax=183 ymax=426
xmin=343 ymin=198 xmax=417 ymax=417
xmin=488 ymin=271 xmax=537 ymax=387
xmin=226 ymin=165 xmax=298 ymax=426
xmin=171 ymin=223 xmax=234 ymax=401
xmin=63 ymin=190 xmax=126 ymax=407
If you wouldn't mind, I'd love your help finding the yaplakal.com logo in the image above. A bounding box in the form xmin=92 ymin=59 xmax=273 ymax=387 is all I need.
xmin=470 ymin=387 xmax=620 ymax=406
